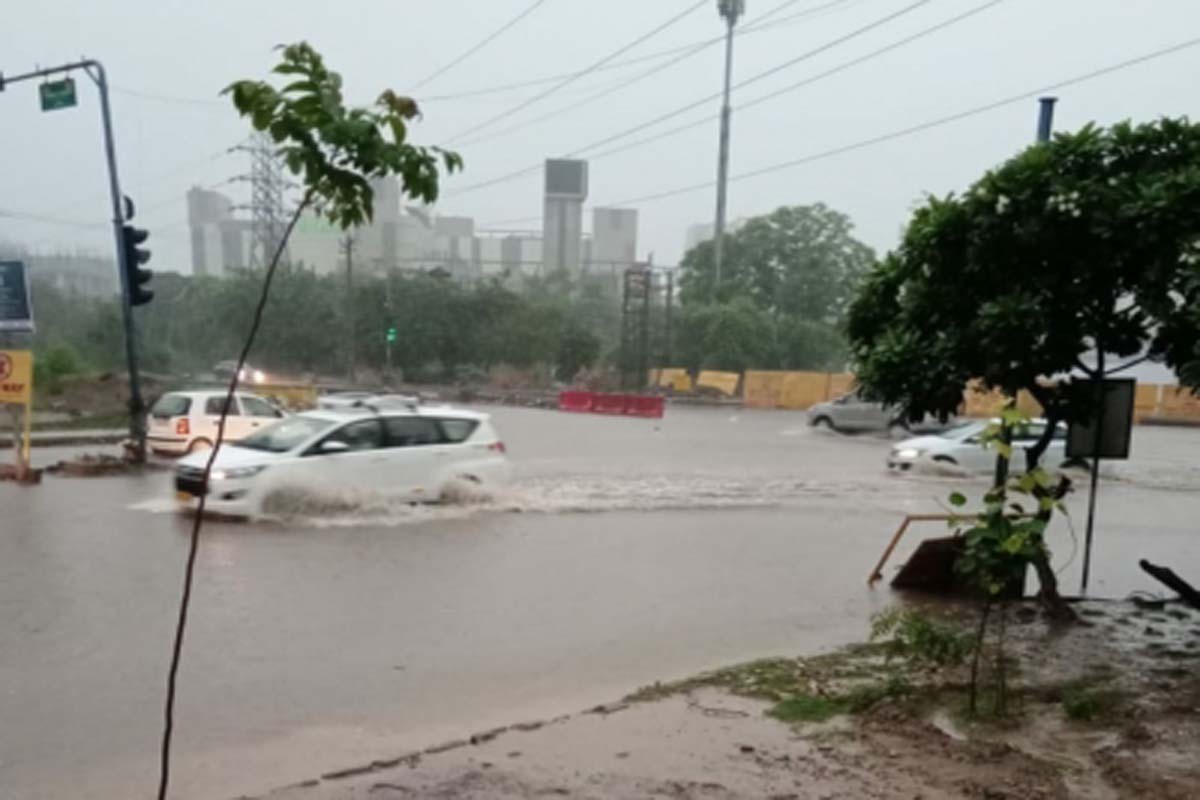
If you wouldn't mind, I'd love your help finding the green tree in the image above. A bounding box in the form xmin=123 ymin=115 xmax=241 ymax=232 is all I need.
xmin=847 ymin=118 xmax=1200 ymax=618
xmin=676 ymin=298 xmax=777 ymax=374
xmin=679 ymin=204 xmax=873 ymax=370
xmin=848 ymin=119 xmax=1200 ymax=469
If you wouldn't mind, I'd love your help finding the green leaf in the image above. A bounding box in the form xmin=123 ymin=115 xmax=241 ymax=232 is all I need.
xmin=948 ymin=491 xmax=967 ymax=507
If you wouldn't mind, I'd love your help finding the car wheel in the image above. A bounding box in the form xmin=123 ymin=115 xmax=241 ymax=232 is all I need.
xmin=811 ymin=416 xmax=836 ymax=432
xmin=187 ymin=438 xmax=213 ymax=454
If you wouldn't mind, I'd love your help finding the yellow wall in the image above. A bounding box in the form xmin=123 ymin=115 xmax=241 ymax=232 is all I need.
xmin=668 ymin=367 xmax=1200 ymax=424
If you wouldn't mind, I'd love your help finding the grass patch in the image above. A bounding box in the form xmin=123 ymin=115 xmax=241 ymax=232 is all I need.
xmin=768 ymin=693 xmax=844 ymax=723
xmin=1055 ymin=677 xmax=1125 ymax=722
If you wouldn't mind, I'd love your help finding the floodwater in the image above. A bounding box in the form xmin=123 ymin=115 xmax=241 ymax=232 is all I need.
xmin=1 ymin=406 xmax=1197 ymax=799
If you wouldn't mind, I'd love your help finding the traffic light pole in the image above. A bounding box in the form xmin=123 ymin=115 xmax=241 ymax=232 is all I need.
xmin=1 ymin=59 xmax=147 ymax=460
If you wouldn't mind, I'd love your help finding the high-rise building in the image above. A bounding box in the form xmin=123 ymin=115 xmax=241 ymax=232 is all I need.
xmin=542 ymin=159 xmax=588 ymax=275
xmin=188 ymin=186 xmax=244 ymax=276
xmin=590 ymin=208 xmax=638 ymax=274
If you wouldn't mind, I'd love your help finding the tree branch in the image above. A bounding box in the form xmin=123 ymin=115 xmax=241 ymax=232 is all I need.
xmin=1107 ymin=353 xmax=1152 ymax=374
xmin=1074 ymin=358 xmax=1097 ymax=377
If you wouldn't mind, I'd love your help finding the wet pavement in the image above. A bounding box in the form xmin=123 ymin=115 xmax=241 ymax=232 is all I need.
xmin=1 ymin=407 xmax=1197 ymax=799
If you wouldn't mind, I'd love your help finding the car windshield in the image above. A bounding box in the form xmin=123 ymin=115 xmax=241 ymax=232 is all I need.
xmin=236 ymin=415 xmax=335 ymax=453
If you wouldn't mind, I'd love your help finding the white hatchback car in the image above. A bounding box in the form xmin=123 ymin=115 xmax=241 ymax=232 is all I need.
xmin=888 ymin=418 xmax=1085 ymax=473
xmin=172 ymin=406 xmax=510 ymax=517
xmin=147 ymin=390 xmax=286 ymax=456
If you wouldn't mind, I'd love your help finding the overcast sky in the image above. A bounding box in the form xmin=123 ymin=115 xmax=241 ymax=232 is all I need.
xmin=2 ymin=0 xmax=1199 ymax=275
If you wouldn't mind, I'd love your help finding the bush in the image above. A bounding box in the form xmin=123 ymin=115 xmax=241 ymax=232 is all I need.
xmin=870 ymin=608 xmax=974 ymax=669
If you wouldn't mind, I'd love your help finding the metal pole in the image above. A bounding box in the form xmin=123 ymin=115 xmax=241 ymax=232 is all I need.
xmin=992 ymin=98 xmax=1057 ymax=488
xmin=90 ymin=63 xmax=146 ymax=460
xmin=712 ymin=3 xmax=740 ymax=289
xmin=664 ymin=269 xmax=674 ymax=366
xmin=1080 ymin=352 xmax=1106 ymax=594
xmin=341 ymin=235 xmax=356 ymax=384
xmin=2 ymin=60 xmax=147 ymax=458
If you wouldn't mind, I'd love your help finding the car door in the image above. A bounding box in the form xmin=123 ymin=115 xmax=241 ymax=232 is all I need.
xmin=293 ymin=417 xmax=386 ymax=494
xmin=239 ymin=394 xmax=285 ymax=438
xmin=379 ymin=415 xmax=452 ymax=500
xmin=955 ymin=428 xmax=996 ymax=473
xmin=202 ymin=394 xmax=251 ymax=443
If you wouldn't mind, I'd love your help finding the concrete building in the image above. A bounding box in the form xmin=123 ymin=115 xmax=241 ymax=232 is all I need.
xmin=188 ymin=187 xmax=249 ymax=276
xmin=590 ymin=207 xmax=638 ymax=275
xmin=542 ymin=159 xmax=588 ymax=275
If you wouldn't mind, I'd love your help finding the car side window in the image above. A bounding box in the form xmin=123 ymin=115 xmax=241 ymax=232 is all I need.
xmin=205 ymin=396 xmax=240 ymax=416
xmin=317 ymin=419 xmax=383 ymax=452
xmin=383 ymin=417 xmax=443 ymax=447
xmin=438 ymin=418 xmax=479 ymax=443
xmin=241 ymin=396 xmax=280 ymax=418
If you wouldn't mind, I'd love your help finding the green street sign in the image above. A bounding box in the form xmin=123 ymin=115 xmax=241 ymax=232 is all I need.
xmin=386 ymin=327 xmax=397 ymax=343
xmin=39 ymin=78 xmax=77 ymax=112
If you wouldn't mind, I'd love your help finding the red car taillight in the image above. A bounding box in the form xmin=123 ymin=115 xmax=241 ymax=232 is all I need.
xmin=488 ymin=441 xmax=506 ymax=454
xmin=176 ymin=418 xmax=190 ymax=436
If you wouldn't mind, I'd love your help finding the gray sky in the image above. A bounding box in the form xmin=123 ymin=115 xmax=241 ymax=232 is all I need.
xmin=2 ymin=0 xmax=1199 ymax=274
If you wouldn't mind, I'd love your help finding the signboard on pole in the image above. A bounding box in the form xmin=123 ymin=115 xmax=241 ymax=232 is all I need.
xmin=39 ymin=78 xmax=78 ymax=111
xmin=1067 ymin=378 xmax=1136 ymax=460
xmin=0 ymin=261 xmax=35 ymax=333
xmin=0 ymin=350 xmax=33 ymax=405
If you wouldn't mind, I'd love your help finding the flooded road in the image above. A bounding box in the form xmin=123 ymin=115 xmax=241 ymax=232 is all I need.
xmin=1 ymin=406 xmax=1197 ymax=799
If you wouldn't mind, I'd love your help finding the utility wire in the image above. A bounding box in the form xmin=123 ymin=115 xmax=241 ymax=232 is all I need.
xmin=475 ymin=36 xmax=1200 ymax=225
xmin=603 ymin=37 xmax=1200 ymax=207
xmin=586 ymin=0 xmax=1006 ymax=162
xmin=455 ymin=0 xmax=814 ymax=148
xmin=445 ymin=0 xmax=710 ymax=144
xmin=447 ymin=0 xmax=930 ymax=196
xmin=409 ymin=0 xmax=551 ymax=92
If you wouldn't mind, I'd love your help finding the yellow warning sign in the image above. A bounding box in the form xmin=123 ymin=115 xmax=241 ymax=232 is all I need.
xmin=0 ymin=350 xmax=32 ymax=405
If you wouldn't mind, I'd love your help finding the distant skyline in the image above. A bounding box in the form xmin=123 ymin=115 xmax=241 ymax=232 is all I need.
xmin=3 ymin=0 xmax=1200 ymax=274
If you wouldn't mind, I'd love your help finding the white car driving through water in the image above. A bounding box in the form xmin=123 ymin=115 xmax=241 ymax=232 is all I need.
xmin=173 ymin=405 xmax=510 ymax=517
xmin=887 ymin=418 xmax=1086 ymax=474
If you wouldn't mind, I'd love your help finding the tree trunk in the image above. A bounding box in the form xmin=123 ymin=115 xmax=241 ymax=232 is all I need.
xmin=1021 ymin=392 xmax=1077 ymax=622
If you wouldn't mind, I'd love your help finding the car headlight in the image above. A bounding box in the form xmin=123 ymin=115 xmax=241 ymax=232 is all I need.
xmin=252 ymin=369 xmax=266 ymax=384
xmin=211 ymin=465 xmax=268 ymax=481
xmin=895 ymin=448 xmax=923 ymax=459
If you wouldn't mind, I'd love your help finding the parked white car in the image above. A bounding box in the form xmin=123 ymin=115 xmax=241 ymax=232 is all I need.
xmin=173 ymin=406 xmax=510 ymax=517
xmin=887 ymin=418 xmax=1085 ymax=473
xmin=808 ymin=391 xmax=955 ymax=434
xmin=147 ymin=390 xmax=286 ymax=456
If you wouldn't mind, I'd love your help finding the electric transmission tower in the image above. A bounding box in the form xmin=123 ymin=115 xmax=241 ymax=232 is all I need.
xmin=233 ymin=132 xmax=291 ymax=269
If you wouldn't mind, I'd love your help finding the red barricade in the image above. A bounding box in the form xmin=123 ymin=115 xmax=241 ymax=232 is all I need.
xmin=558 ymin=390 xmax=594 ymax=413
xmin=590 ymin=392 xmax=628 ymax=415
xmin=624 ymin=395 xmax=665 ymax=418
xmin=558 ymin=391 xmax=665 ymax=418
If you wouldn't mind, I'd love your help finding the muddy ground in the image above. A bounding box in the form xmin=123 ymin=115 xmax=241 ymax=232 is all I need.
xmin=261 ymin=599 xmax=1200 ymax=800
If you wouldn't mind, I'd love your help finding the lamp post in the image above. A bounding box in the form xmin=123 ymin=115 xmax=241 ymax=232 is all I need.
xmin=712 ymin=0 xmax=744 ymax=289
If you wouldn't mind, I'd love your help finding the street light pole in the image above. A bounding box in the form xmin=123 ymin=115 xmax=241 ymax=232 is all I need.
xmin=712 ymin=0 xmax=744 ymax=289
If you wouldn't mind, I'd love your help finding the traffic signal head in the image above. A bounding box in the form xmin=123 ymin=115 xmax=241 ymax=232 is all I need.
xmin=386 ymin=327 xmax=397 ymax=343
xmin=122 ymin=224 xmax=153 ymax=306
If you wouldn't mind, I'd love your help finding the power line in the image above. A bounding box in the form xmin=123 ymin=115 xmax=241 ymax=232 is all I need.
xmin=422 ymin=0 xmax=855 ymax=103
xmin=447 ymin=0 xmax=930 ymax=196
xmin=455 ymin=0 xmax=814 ymax=148
xmin=445 ymin=0 xmax=711 ymax=144
xmin=602 ymin=37 xmax=1200 ymax=208
xmin=585 ymin=0 xmax=1006 ymax=163
xmin=409 ymin=0 xmax=552 ymax=92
